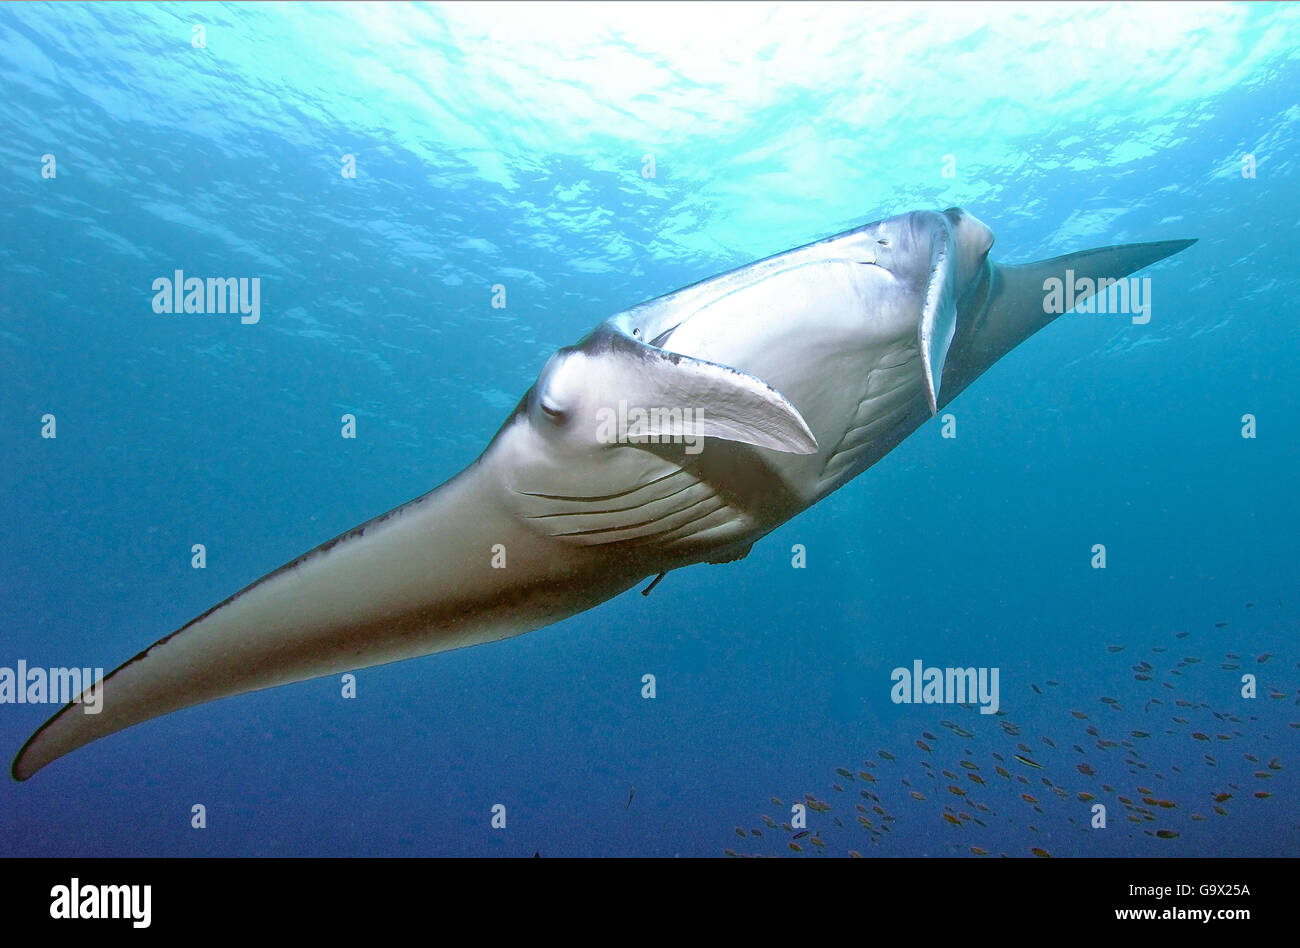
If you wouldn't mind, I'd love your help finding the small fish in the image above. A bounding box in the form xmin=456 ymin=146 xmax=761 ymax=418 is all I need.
xmin=1268 ymin=758 xmax=1283 ymax=771
xmin=810 ymin=837 xmax=825 ymax=848
xmin=1258 ymin=653 xmax=1272 ymax=663
xmin=789 ymin=842 xmax=803 ymax=852
xmin=792 ymin=830 xmax=809 ymax=839
xmin=1041 ymin=737 xmax=1056 ymax=748
xmin=735 ymin=827 xmax=747 ymax=838
xmin=1131 ymin=731 xmax=1150 ymax=739
xmin=1175 ymin=632 xmax=1189 ymax=639
xmin=1077 ymin=763 xmax=1095 ymax=776
xmin=995 ymin=766 xmax=1011 ymax=779
xmin=832 ymin=783 xmax=844 ymax=793
xmin=1014 ymin=754 xmax=1043 ymax=770
xmin=1071 ymin=710 xmax=1089 ymax=720
xmin=1156 ymin=830 xmax=1179 ymax=839
xmin=948 ymin=785 xmax=966 ymax=796
xmin=1213 ymin=805 xmax=1228 ymax=815
xmin=916 ymin=740 xmax=932 ymax=752
xmin=626 ymin=786 xmax=636 ymax=809
xmin=1107 ymin=645 xmax=1124 ymax=652
xmin=1047 ymin=680 xmax=1060 ymax=687
xmin=923 ymin=731 xmax=938 ymax=741
xmin=770 ymin=796 xmax=783 ymax=806
xmin=1244 ymin=753 xmax=1259 ymax=763
xmin=960 ymin=760 xmax=980 ymax=771
xmin=1213 ymin=793 xmax=1232 ymax=802
xmin=970 ymin=846 xmax=988 ymax=855
xmin=910 ymin=790 xmax=925 ymax=801
xmin=1021 ymin=793 xmax=1038 ymax=804
xmin=1100 ymin=697 xmax=1119 ymax=706
xmin=879 ymin=750 xmax=895 ymax=761
xmin=836 ymin=767 xmax=853 ymax=779
xmin=942 ymin=813 xmax=962 ymax=826
xmin=1214 ymin=622 xmax=1228 ymax=628
xmin=967 ymin=774 xmax=985 ymax=785
xmin=1031 ymin=847 xmax=1051 ymax=858
xmin=1032 ymin=683 xmax=1043 ymax=695
xmin=1254 ymin=791 xmax=1272 ymax=799
xmin=1157 ymin=801 xmax=1176 ymax=809
xmin=1225 ymin=653 xmax=1239 ymax=660
xmin=1077 ymin=792 xmax=1096 ymax=802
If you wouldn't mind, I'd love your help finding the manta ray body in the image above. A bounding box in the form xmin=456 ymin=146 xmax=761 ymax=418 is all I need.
xmin=12 ymin=207 xmax=1194 ymax=780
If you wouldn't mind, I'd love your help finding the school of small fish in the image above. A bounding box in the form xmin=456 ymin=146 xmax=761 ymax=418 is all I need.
xmin=724 ymin=598 xmax=1296 ymax=858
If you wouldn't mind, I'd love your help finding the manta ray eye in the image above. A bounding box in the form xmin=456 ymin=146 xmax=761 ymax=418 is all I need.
xmin=877 ymin=238 xmax=891 ymax=247
xmin=539 ymin=400 xmax=566 ymax=424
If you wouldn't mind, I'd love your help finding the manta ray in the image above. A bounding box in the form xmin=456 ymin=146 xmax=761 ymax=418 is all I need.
xmin=12 ymin=207 xmax=1194 ymax=780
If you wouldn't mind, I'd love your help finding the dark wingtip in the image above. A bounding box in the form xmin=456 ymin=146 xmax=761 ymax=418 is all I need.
xmin=1130 ymin=236 xmax=1197 ymax=269
xmin=12 ymin=729 xmax=42 ymax=781
xmin=11 ymin=707 xmax=65 ymax=782
xmin=1157 ymin=237 xmax=1197 ymax=254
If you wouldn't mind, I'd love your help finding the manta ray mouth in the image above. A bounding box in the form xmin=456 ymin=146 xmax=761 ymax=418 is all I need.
xmin=648 ymin=322 xmax=683 ymax=348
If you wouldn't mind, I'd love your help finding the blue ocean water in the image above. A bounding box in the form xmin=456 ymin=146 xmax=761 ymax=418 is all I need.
xmin=0 ymin=1 xmax=1297 ymax=857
